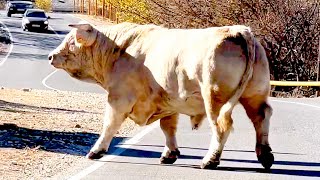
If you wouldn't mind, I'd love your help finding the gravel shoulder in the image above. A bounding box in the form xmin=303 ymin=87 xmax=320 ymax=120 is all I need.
xmin=0 ymin=88 xmax=141 ymax=180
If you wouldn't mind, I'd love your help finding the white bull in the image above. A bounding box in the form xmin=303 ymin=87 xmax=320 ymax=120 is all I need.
xmin=48 ymin=22 xmax=274 ymax=169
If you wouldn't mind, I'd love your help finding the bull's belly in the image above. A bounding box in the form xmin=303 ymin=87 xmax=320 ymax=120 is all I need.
xmin=127 ymin=97 xmax=204 ymax=126
xmin=128 ymin=109 xmax=175 ymax=126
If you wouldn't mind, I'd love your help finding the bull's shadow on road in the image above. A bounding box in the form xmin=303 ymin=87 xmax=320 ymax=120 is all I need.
xmin=0 ymin=99 xmax=97 ymax=114
xmin=101 ymin=145 xmax=320 ymax=177
xmin=0 ymin=123 xmax=126 ymax=156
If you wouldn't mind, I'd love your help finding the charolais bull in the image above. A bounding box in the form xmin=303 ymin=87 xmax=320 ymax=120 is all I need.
xmin=48 ymin=22 xmax=274 ymax=169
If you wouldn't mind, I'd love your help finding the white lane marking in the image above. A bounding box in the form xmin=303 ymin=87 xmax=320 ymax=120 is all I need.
xmin=271 ymin=99 xmax=320 ymax=109
xmin=41 ymin=69 xmax=60 ymax=91
xmin=68 ymin=121 xmax=160 ymax=180
xmin=41 ymin=25 xmax=62 ymax=91
xmin=0 ymin=21 xmax=14 ymax=67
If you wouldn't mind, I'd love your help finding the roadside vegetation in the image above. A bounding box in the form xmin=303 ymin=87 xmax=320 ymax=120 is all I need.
xmin=35 ymin=0 xmax=52 ymax=12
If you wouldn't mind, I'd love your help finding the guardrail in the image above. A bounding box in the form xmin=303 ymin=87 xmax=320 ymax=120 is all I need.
xmin=270 ymin=81 xmax=320 ymax=86
xmin=270 ymin=81 xmax=320 ymax=97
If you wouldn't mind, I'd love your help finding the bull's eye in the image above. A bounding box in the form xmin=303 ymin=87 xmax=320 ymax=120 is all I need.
xmin=73 ymin=71 xmax=82 ymax=77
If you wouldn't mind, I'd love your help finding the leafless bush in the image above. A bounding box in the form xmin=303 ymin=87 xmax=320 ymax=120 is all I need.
xmin=144 ymin=0 xmax=320 ymax=97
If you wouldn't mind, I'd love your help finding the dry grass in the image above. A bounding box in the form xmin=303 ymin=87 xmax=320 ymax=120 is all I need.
xmin=0 ymin=88 xmax=141 ymax=180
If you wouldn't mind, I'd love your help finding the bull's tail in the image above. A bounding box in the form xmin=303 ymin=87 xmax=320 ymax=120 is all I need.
xmin=217 ymin=26 xmax=255 ymax=132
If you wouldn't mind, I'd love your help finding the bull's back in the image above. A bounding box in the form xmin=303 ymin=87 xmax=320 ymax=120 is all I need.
xmin=139 ymin=25 xmax=263 ymax=115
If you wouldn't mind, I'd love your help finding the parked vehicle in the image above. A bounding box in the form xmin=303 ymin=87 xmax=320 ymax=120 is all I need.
xmin=21 ymin=9 xmax=49 ymax=31
xmin=6 ymin=1 xmax=34 ymax=17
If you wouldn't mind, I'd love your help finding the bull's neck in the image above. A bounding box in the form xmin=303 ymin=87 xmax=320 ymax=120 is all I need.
xmin=91 ymin=23 xmax=148 ymax=88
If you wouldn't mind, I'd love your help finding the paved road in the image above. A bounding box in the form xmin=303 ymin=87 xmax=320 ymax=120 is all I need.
xmin=67 ymin=98 xmax=320 ymax=180
xmin=0 ymin=11 xmax=104 ymax=93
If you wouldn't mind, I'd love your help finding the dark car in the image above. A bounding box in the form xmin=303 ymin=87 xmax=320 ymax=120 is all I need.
xmin=6 ymin=1 xmax=34 ymax=17
xmin=21 ymin=9 xmax=49 ymax=31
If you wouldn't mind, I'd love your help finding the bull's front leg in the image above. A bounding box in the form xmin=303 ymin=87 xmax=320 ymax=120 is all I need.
xmin=159 ymin=113 xmax=180 ymax=164
xmin=86 ymin=103 xmax=126 ymax=159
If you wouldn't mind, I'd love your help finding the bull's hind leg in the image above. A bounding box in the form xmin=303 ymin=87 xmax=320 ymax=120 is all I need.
xmin=200 ymin=86 xmax=233 ymax=169
xmin=240 ymin=96 xmax=274 ymax=169
xmin=159 ymin=113 xmax=180 ymax=164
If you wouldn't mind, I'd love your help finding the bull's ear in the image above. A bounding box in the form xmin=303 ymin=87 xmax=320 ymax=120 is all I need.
xmin=68 ymin=23 xmax=97 ymax=47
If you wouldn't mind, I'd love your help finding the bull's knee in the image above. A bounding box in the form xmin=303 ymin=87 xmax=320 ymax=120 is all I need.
xmin=217 ymin=114 xmax=233 ymax=133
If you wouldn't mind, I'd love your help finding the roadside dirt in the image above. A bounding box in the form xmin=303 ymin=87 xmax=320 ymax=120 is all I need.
xmin=0 ymin=88 xmax=141 ymax=180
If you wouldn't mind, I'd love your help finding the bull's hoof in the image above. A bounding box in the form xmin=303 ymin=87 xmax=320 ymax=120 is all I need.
xmin=257 ymin=144 xmax=274 ymax=169
xmin=160 ymin=149 xmax=180 ymax=164
xmin=86 ymin=150 xmax=105 ymax=160
xmin=200 ymin=161 xmax=220 ymax=169
xmin=258 ymin=152 xmax=274 ymax=169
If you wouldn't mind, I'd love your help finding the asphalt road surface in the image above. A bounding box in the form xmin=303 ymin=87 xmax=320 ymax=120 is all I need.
xmin=0 ymin=10 xmax=104 ymax=93
xmin=67 ymin=98 xmax=320 ymax=180
xmin=1 ymin=11 xmax=320 ymax=180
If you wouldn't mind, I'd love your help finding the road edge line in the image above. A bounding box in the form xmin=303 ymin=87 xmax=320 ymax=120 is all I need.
xmin=0 ymin=21 xmax=14 ymax=67
xmin=271 ymin=99 xmax=320 ymax=109
xmin=41 ymin=25 xmax=62 ymax=91
xmin=68 ymin=121 xmax=160 ymax=180
xmin=41 ymin=69 xmax=60 ymax=91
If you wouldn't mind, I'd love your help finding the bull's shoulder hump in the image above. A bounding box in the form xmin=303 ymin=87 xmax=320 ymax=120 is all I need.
xmin=211 ymin=25 xmax=252 ymax=36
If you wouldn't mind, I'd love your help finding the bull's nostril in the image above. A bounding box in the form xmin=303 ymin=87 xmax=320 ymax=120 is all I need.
xmin=48 ymin=55 xmax=53 ymax=61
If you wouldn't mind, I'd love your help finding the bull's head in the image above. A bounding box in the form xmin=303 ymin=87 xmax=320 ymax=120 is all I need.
xmin=48 ymin=22 xmax=99 ymax=83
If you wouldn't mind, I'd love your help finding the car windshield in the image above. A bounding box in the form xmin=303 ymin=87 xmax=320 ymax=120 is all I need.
xmin=26 ymin=12 xmax=46 ymax=18
xmin=11 ymin=3 xmax=33 ymax=8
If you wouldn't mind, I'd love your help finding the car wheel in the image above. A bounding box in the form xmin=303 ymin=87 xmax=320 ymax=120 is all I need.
xmin=22 ymin=25 xmax=26 ymax=31
xmin=7 ymin=12 xmax=11 ymax=17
